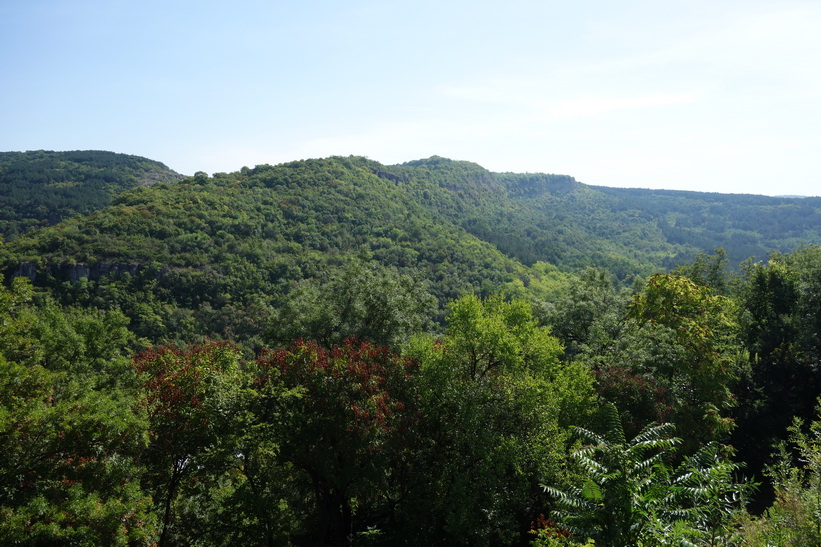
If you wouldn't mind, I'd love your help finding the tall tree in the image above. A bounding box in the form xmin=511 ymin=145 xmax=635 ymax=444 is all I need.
xmin=254 ymin=338 xmax=418 ymax=544
xmin=400 ymin=294 xmax=595 ymax=544
xmin=627 ymin=274 xmax=741 ymax=445
xmin=733 ymin=246 xmax=821 ymax=503
xmin=582 ymin=274 xmax=743 ymax=449
xmin=0 ymin=278 xmax=155 ymax=545
xmin=133 ymin=341 xmax=244 ymax=546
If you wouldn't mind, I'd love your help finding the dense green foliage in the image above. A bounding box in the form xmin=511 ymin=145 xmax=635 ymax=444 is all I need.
xmin=6 ymin=151 xmax=821 ymax=544
xmin=0 ymin=278 xmax=154 ymax=545
xmin=737 ymin=405 xmax=821 ymax=546
xmin=0 ymin=286 xmax=593 ymax=545
xmin=400 ymin=295 xmax=594 ymax=544
xmin=594 ymin=186 xmax=821 ymax=267
xmin=543 ymin=403 xmax=750 ymax=546
xmin=0 ymin=150 xmax=181 ymax=239
xmin=4 ymin=153 xmax=821 ymax=351
xmin=0 ymin=156 xmax=533 ymax=347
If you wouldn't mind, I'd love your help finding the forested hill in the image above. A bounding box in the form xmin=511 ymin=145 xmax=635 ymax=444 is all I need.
xmin=4 ymin=151 xmax=820 ymax=273
xmin=591 ymin=185 xmax=821 ymax=267
xmin=8 ymin=152 xmax=821 ymax=544
xmin=4 ymin=152 xmax=821 ymax=345
xmin=1 ymin=155 xmax=531 ymax=345
xmin=0 ymin=150 xmax=182 ymax=238
xmin=364 ymin=155 xmax=821 ymax=274
xmin=397 ymin=157 xmax=821 ymax=273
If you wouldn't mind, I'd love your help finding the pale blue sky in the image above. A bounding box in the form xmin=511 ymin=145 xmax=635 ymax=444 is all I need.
xmin=2 ymin=0 xmax=820 ymax=195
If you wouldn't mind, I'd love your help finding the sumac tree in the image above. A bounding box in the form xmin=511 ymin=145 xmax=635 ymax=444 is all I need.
xmin=133 ymin=340 xmax=243 ymax=546
xmin=254 ymin=338 xmax=418 ymax=544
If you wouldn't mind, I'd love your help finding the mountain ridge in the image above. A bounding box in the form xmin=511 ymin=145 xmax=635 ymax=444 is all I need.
xmin=5 ymin=150 xmax=821 ymax=275
xmin=0 ymin=150 xmax=182 ymax=239
xmin=4 ymin=150 xmax=821 ymax=344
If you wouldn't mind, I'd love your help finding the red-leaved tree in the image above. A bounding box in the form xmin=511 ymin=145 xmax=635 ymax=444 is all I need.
xmin=255 ymin=338 xmax=418 ymax=544
xmin=133 ymin=340 xmax=242 ymax=546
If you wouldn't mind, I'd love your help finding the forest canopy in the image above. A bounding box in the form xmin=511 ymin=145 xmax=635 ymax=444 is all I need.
xmin=4 ymin=151 xmax=821 ymax=545
xmin=0 ymin=150 xmax=181 ymax=239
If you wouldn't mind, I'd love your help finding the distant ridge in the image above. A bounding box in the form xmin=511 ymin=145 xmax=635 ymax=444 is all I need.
xmin=3 ymin=152 xmax=821 ymax=344
xmin=0 ymin=150 xmax=181 ymax=238
xmin=3 ymin=152 xmax=821 ymax=272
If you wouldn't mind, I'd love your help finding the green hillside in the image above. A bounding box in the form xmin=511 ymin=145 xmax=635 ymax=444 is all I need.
xmin=0 ymin=150 xmax=182 ymax=238
xmin=593 ymin=185 xmax=821 ymax=266
xmin=1 ymin=156 xmax=535 ymax=345
xmin=379 ymin=157 xmax=821 ymax=275
xmin=7 ymin=152 xmax=821 ymax=544
xmin=4 ymin=153 xmax=821 ymax=346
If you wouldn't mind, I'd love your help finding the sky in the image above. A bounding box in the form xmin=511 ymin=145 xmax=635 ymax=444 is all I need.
xmin=2 ymin=0 xmax=820 ymax=196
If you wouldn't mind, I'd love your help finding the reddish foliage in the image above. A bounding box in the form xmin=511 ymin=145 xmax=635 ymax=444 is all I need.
xmin=256 ymin=337 xmax=418 ymax=442
xmin=529 ymin=514 xmax=571 ymax=538
xmin=254 ymin=338 xmax=420 ymax=542
xmin=132 ymin=340 xmax=239 ymax=448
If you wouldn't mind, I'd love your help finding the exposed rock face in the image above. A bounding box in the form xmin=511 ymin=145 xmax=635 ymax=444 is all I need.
xmin=12 ymin=261 xmax=37 ymax=282
xmin=82 ymin=263 xmax=140 ymax=279
xmin=11 ymin=262 xmax=141 ymax=283
xmin=68 ymin=264 xmax=91 ymax=283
